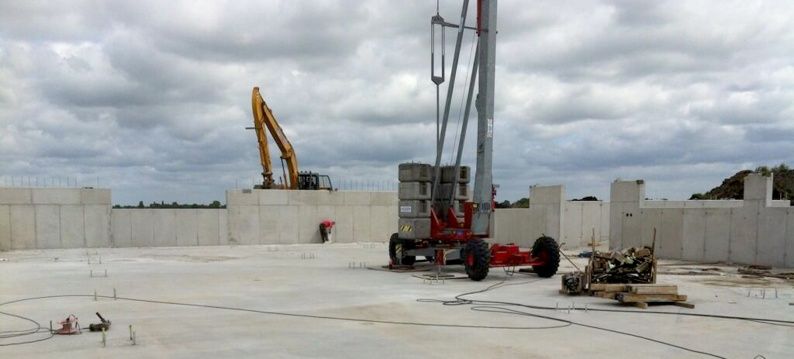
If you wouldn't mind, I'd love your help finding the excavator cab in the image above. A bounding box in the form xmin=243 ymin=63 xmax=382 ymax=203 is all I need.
xmin=297 ymin=172 xmax=333 ymax=191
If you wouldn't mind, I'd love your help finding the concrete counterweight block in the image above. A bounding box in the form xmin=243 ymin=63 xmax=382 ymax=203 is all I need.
xmin=440 ymin=165 xmax=470 ymax=183
xmin=437 ymin=183 xmax=470 ymax=200
xmin=399 ymin=182 xmax=432 ymax=200
xmin=398 ymin=218 xmax=431 ymax=240
xmin=398 ymin=200 xmax=431 ymax=218
xmin=398 ymin=163 xmax=433 ymax=182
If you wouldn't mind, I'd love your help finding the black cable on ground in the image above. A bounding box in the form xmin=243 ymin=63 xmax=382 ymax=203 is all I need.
xmin=417 ymin=278 xmax=792 ymax=359
xmin=0 ymin=310 xmax=55 ymax=346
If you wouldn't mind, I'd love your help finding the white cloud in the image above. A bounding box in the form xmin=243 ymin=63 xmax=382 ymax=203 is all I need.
xmin=1 ymin=0 xmax=793 ymax=204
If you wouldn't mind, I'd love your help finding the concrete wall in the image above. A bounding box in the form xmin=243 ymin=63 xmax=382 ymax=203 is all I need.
xmin=492 ymin=185 xmax=609 ymax=248
xmin=0 ymin=188 xmax=111 ymax=250
xmin=225 ymin=190 xmax=397 ymax=244
xmin=609 ymin=174 xmax=794 ymax=267
xmin=111 ymin=209 xmax=227 ymax=247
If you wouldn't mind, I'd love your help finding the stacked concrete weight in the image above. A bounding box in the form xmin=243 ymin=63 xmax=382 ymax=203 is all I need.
xmin=398 ymin=163 xmax=432 ymax=239
xmin=397 ymin=163 xmax=471 ymax=240
xmin=437 ymin=165 xmax=471 ymax=219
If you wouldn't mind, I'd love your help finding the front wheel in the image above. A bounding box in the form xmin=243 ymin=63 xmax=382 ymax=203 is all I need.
xmin=531 ymin=236 xmax=560 ymax=278
xmin=462 ymin=238 xmax=490 ymax=281
xmin=388 ymin=233 xmax=416 ymax=266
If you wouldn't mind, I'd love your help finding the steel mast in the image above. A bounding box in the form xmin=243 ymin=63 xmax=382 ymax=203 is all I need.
xmin=471 ymin=0 xmax=497 ymax=235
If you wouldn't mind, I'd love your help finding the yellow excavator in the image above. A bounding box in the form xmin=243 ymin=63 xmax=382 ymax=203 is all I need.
xmin=250 ymin=86 xmax=333 ymax=190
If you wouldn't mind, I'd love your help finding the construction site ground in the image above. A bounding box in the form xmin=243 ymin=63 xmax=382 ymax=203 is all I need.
xmin=1 ymin=243 xmax=792 ymax=358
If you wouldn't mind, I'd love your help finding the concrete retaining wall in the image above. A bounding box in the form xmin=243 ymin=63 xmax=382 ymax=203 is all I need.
xmin=225 ymin=190 xmax=397 ymax=244
xmin=609 ymin=174 xmax=794 ymax=267
xmin=0 ymin=188 xmax=111 ymax=250
xmin=111 ymin=209 xmax=227 ymax=247
xmin=491 ymin=185 xmax=610 ymax=248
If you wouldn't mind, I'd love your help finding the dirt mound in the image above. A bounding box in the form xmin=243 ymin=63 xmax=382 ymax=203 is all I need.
xmin=690 ymin=164 xmax=793 ymax=201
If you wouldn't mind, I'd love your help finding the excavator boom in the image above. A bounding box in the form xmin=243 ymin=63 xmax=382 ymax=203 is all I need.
xmin=251 ymin=87 xmax=300 ymax=189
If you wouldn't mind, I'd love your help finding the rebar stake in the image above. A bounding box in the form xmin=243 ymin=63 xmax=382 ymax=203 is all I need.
xmin=129 ymin=325 xmax=133 ymax=341
xmin=94 ymin=290 xmax=97 ymax=301
xmin=113 ymin=288 xmax=117 ymax=300
xmin=102 ymin=328 xmax=106 ymax=347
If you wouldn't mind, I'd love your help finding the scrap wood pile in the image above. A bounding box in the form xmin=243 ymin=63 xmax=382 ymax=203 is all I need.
xmin=588 ymin=246 xmax=656 ymax=284
xmin=590 ymin=283 xmax=694 ymax=309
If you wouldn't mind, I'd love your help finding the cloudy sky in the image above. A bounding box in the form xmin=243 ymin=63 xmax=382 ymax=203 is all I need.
xmin=1 ymin=0 xmax=793 ymax=205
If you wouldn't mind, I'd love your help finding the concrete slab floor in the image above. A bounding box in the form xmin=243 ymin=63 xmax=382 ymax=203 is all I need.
xmin=1 ymin=243 xmax=793 ymax=358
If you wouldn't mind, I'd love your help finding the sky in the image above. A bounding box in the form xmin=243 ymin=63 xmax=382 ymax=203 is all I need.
xmin=1 ymin=0 xmax=793 ymax=205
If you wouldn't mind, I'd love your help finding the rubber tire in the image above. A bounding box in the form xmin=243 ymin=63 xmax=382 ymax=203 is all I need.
xmin=389 ymin=233 xmax=416 ymax=266
xmin=462 ymin=238 xmax=490 ymax=281
xmin=531 ymin=236 xmax=560 ymax=278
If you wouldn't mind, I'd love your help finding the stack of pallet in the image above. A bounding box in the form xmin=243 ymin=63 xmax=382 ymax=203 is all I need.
xmin=590 ymin=283 xmax=694 ymax=309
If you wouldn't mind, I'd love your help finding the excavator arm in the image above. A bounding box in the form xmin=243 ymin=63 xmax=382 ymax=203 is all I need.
xmin=251 ymin=87 xmax=300 ymax=189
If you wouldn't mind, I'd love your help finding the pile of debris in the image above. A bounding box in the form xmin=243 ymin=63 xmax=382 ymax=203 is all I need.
xmin=589 ymin=246 xmax=656 ymax=284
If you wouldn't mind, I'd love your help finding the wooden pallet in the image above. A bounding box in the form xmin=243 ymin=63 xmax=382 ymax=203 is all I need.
xmin=589 ymin=284 xmax=694 ymax=309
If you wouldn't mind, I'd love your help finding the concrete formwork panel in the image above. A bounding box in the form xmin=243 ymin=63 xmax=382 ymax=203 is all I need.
xmin=786 ymin=209 xmax=794 ymax=268
xmin=610 ymin=180 xmax=645 ymax=203
xmin=218 ymin=210 xmax=229 ymax=245
xmin=344 ymin=192 xmax=371 ymax=206
xmin=618 ymin=206 xmax=643 ymax=249
xmin=10 ymin=205 xmax=35 ymax=249
xmin=227 ymin=206 xmax=259 ymax=245
xmin=703 ymin=209 xmax=731 ymax=262
xmin=197 ymin=209 xmax=221 ymax=246
xmin=176 ymin=210 xmax=198 ymax=247
xmin=637 ymin=209 xmax=661 ymax=249
xmin=756 ymin=207 xmax=786 ymax=267
xmin=352 ymin=205 xmax=371 ymax=242
xmin=298 ymin=205 xmax=319 ymax=244
xmin=258 ymin=190 xmax=289 ymax=205
xmin=35 ymin=205 xmax=61 ymax=249
xmin=32 ymin=189 xmax=80 ymax=205
xmin=334 ymin=206 xmax=354 ymax=243
xmin=153 ymin=210 xmax=177 ymax=247
xmin=493 ymin=209 xmax=526 ymax=245
xmin=258 ymin=206 xmax=279 ymax=244
xmin=657 ymin=209 xmax=683 ymax=259
xmin=84 ymin=205 xmax=109 ymax=248
xmin=130 ymin=210 xmax=154 ymax=247
xmin=289 ymin=191 xmax=319 ymax=206
xmin=370 ymin=192 xmax=397 ymax=206
xmin=0 ymin=188 xmax=32 ymax=204
xmin=729 ymin=204 xmax=758 ymax=265
xmin=315 ymin=191 xmax=344 ymax=206
xmin=369 ymin=206 xmax=396 ymax=243
xmin=562 ymin=202 xmax=582 ymax=248
xmin=60 ymin=205 xmax=85 ymax=248
xmin=227 ymin=190 xmax=259 ymax=206
xmin=276 ymin=206 xmax=299 ymax=244
xmin=0 ymin=205 xmax=11 ymax=251
xmin=681 ymin=209 xmax=706 ymax=261
xmin=111 ymin=210 xmax=132 ymax=247
xmin=579 ymin=202 xmax=602 ymax=246
xmin=609 ymin=202 xmax=624 ymax=250
xmin=80 ymin=189 xmax=111 ymax=205
xmin=600 ymin=203 xmax=610 ymax=242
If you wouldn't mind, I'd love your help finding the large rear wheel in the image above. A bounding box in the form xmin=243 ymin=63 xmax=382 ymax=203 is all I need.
xmin=389 ymin=233 xmax=416 ymax=266
xmin=531 ymin=236 xmax=560 ymax=278
xmin=463 ymin=238 xmax=490 ymax=281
